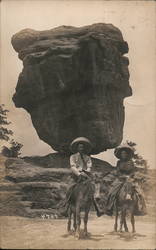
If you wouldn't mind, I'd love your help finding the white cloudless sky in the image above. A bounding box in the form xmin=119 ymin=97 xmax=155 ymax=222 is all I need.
xmin=0 ymin=0 xmax=156 ymax=168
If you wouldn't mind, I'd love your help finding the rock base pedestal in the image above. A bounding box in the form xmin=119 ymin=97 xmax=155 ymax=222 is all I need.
xmin=0 ymin=153 xmax=154 ymax=218
xmin=0 ymin=153 xmax=113 ymax=217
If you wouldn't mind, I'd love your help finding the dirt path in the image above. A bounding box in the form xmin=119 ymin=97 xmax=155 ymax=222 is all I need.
xmin=0 ymin=214 xmax=156 ymax=249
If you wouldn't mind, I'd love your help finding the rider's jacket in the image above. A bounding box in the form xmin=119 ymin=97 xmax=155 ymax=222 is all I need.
xmin=70 ymin=152 xmax=92 ymax=176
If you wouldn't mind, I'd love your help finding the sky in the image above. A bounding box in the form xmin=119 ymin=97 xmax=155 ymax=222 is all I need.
xmin=0 ymin=0 xmax=156 ymax=168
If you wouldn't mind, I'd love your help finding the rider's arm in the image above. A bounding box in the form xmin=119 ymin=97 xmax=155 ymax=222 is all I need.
xmin=86 ymin=156 xmax=92 ymax=172
xmin=70 ymin=155 xmax=81 ymax=176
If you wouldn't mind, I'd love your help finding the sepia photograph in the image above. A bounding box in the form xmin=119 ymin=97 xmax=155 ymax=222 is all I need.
xmin=0 ymin=0 xmax=156 ymax=249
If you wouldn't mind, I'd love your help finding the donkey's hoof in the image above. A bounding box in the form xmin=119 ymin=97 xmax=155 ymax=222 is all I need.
xmin=83 ymin=231 xmax=90 ymax=238
xmin=75 ymin=232 xmax=80 ymax=239
xmin=112 ymin=230 xmax=118 ymax=234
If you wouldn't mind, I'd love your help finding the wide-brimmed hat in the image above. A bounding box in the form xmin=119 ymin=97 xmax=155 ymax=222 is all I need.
xmin=114 ymin=144 xmax=134 ymax=159
xmin=70 ymin=137 xmax=92 ymax=154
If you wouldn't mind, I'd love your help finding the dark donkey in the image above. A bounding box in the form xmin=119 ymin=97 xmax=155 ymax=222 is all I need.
xmin=67 ymin=175 xmax=95 ymax=239
xmin=114 ymin=176 xmax=138 ymax=233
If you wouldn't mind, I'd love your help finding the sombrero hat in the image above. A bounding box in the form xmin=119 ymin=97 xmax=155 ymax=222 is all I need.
xmin=114 ymin=143 xmax=134 ymax=159
xmin=70 ymin=137 xmax=92 ymax=154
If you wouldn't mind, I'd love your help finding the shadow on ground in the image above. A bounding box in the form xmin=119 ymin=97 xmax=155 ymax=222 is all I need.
xmin=107 ymin=231 xmax=146 ymax=241
xmin=62 ymin=230 xmax=147 ymax=242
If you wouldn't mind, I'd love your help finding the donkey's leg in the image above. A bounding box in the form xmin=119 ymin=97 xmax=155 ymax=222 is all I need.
xmin=75 ymin=205 xmax=81 ymax=239
xmin=119 ymin=210 xmax=124 ymax=232
xmin=114 ymin=206 xmax=118 ymax=232
xmin=131 ymin=213 xmax=136 ymax=233
xmin=123 ymin=211 xmax=128 ymax=232
xmin=84 ymin=206 xmax=90 ymax=237
xmin=67 ymin=207 xmax=72 ymax=233
xmin=73 ymin=210 xmax=77 ymax=232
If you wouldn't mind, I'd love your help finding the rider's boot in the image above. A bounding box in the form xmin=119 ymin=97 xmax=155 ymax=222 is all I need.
xmin=93 ymin=199 xmax=104 ymax=217
xmin=105 ymin=203 xmax=113 ymax=216
xmin=59 ymin=203 xmax=69 ymax=217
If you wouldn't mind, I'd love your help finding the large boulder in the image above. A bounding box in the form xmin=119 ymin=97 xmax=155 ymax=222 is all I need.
xmin=11 ymin=23 xmax=132 ymax=154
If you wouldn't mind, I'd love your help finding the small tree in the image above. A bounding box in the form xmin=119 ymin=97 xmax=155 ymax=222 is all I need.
xmin=124 ymin=140 xmax=150 ymax=194
xmin=126 ymin=140 xmax=149 ymax=171
xmin=0 ymin=104 xmax=13 ymax=141
xmin=0 ymin=104 xmax=23 ymax=157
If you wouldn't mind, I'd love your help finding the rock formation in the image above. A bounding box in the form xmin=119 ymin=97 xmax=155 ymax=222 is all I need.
xmin=0 ymin=154 xmax=114 ymax=217
xmin=0 ymin=155 xmax=155 ymax=218
xmin=11 ymin=23 xmax=132 ymax=154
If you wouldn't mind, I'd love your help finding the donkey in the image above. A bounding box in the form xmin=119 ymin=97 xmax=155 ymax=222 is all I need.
xmin=67 ymin=176 xmax=95 ymax=239
xmin=114 ymin=176 xmax=138 ymax=233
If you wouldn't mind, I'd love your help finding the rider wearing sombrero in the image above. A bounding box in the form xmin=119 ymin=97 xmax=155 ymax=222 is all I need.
xmin=105 ymin=144 xmax=147 ymax=216
xmin=60 ymin=137 xmax=104 ymax=217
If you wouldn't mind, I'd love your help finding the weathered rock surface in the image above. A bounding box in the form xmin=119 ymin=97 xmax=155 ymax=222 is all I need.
xmin=12 ymin=23 xmax=132 ymax=154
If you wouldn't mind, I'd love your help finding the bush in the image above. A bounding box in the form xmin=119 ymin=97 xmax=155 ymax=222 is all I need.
xmin=2 ymin=140 xmax=23 ymax=158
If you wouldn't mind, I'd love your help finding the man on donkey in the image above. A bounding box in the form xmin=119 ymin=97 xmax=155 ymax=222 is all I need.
xmin=105 ymin=144 xmax=147 ymax=217
xmin=59 ymin=137 xmax=104 ymax=217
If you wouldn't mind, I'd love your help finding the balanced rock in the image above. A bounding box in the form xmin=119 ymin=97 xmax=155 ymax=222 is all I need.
xmin=12 ymin=23 xmax=132 ymax=154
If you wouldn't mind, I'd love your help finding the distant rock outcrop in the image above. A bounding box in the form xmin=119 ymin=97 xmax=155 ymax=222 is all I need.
xmin=11 ymin=23 xmax=132 ymax=154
